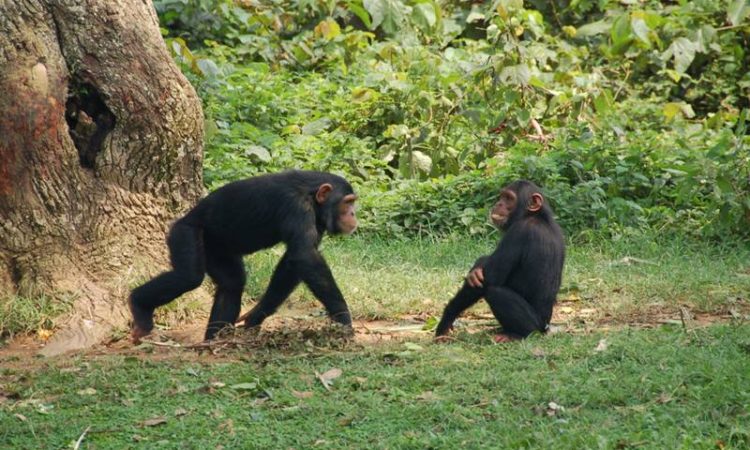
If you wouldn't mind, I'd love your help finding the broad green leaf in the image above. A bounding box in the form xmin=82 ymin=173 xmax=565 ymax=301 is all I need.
xmin=347 ymin=2 xmax=373 ymax=29
xmin=499 ymin=64 xmax=531 ymax=86
xmin=314 ymin=19 xmax=341 ymax=40
xmin=516 ymin=109 xmax=530 ymax=124
xmin=466 ymin=11 xmax=485 ymax=24
xmin=716 ymin=176 xmax=734 ymax=194
xmin=663 ymin=69 xmax=682 ymax=83
xmin=593 ymin=90 xmax=613 ymax=114
xmin=679 ymin=103 xmax=695 ymax=118
xmin=576 ymin=20 xmax=610 ymax=37
xmin=411 ymin=150 xmax=433 ymax=173
xmin=630 ymin=17 xmax=650 ymax=46
xmin=302 ymin=118 xmax=332 ymax=136
xmin=364 ymin=0 xmax=407 ymax=34
xmin=245 ymin=145 xmax=271 ymax=163
xmin=663 ymin=102 xmax=694 ymax=121
xmin=384 ymin=124 xmax=409 ymax=138
xmin=522 ymin=9 xmax=545 ymax=36
xmin=728 ymin=0 xmax=750 ymax=26
xmin=610 ymin=14 xmax=632 ymax=53
xmin=665 ymin=37 xmax=698 ymax=74
xmin=663 ymin=103 xmax=681 ymax=121
xmin=281 ymin=124 xmax=301 ymax=135
xmin=493 ymin=0 xmax=523 ymax=19
xmin=196 ymin=59 xmax=219 ymax=78
xmin=351 ymin=87 xmax=377 ymax=102
xmin=412 ymin=2 xmax=437 ymax=29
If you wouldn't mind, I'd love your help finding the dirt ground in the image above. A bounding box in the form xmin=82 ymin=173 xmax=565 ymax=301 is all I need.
xmin=1 ymin=301 xmax=747 ymax=369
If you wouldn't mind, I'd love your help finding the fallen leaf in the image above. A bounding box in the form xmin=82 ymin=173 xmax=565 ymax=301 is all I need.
xmin=320 ymin=368 xmax=342 ymax=380
xmin=77 ymin=388 xmax=97 ymax=396
xmin=37 ymin=328 xmax=53 ymax=341
xmin=656 ymin=393 xmax=672 ymax=404
xmin=531 ymin=347 xmax=546 ymax=358
xmin=579 ymin=308 xmax=597 ymax=317
xmin=338 ymin=416 xmax=354 ymax=426
xmin=229 ymin=382 xmax=256 ymax=391
xmin=15 ymin=414 xmax=27 ymax=422
xmin=142 ymin=416 xmax=167 ymax=427
xmin=561 ymin=292 xmax=581 ymax=302
xmin=416 ymin=391 xmax=441 ymax=401
xmin=316 ymin=368 xmax=343 ymax=391
xmin=292 ymin=390 xmax=314 ymax=399
xmin=211 ymin=381 xmax=227 ymax=388
xmin=612 ymin=256 xmax=658 ymax=266
xmin=174 ymin=408 xmax=188 ymax=417
xmin=594 ymin=339 xmax=608 ymax=352
xmin=558 ymin=306 xmax=574 ymax=314
xmin=546 ymin=401 xmax=565 ymax=416
xmin=218 ymin=419 xmax=235 ymax=436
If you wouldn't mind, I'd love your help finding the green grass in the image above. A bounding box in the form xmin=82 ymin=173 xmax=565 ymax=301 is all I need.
xmin=1 ymin=325 xmax=749 ymax=448
xmin=0 ymin=295 xmax=73 ymax=338
xmin=2 ymin=235 xmax=749 ymax=448
xmin=237 ymin=234 xmax=750 ymax=324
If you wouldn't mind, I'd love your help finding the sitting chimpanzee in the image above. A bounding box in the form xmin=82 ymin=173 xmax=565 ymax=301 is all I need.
xmin=435 ymin=180 xmax=565 ymax=342
xmin=129 ymin=170 xmax=358 ymax=342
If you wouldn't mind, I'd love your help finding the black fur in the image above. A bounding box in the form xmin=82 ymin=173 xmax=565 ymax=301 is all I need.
xmin=129 ymin=170 xmax=356 ymax=340
xmin=435 ymin=180 xmax=565 ymax=338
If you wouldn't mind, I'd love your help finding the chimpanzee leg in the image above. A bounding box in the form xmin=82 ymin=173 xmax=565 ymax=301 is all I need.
xmin=243 ymin=254 xmax=301 ymax=328
xmin=205 ymin=251 xmax=246 ymax=340
xmin=129 ymin=221 xmax=205 ymax=338
xmin=484 ymin=287 xmax=545 ymax=338
xmin=435 ymin=283 xmax=484 ymax=336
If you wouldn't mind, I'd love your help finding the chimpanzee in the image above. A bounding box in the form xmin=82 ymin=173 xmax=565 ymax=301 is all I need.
xmin=129 ymin=170 xmax=358 ymax=342
xmin=435 ymin=180 xmax=565 ymax=342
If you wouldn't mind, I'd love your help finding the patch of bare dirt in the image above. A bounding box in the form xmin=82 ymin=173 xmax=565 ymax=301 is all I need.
xmin=1 ymin=301 xmax=748 ymax=370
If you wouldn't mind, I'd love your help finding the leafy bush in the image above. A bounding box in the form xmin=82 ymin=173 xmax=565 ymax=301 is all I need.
xmin=156 ymin=0 xmax=750 ymax=240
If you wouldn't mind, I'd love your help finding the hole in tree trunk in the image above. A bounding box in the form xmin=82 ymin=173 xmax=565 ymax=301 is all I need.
xmin=65 ymin=80 xmax=116 ymax=169
xmin=9 ymin=258 xmax=22 ymax=290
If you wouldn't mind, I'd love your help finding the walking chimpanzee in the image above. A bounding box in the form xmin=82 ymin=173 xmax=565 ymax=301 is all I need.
xmin=129 ymin=170 xmax=358 ymax=342
xmin=435 ymin=180 xmax=565 ymax=342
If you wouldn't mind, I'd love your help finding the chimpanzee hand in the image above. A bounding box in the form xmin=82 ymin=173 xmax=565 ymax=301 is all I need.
xmin=466 ymin=266 xmax=484 ymax=288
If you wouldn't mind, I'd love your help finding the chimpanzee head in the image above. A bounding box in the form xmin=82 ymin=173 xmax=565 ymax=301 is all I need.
xmin=315 ymin=181 xmax=358 ymax=235
xmin=490 ymin=180 xmax=551 ymax=230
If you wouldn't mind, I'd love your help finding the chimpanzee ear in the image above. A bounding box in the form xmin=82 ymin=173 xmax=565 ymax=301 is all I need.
xmin=315 ymin=183 xmax=334 ymax=204
xmin=528 ymin=193 xmax=544 ymax=212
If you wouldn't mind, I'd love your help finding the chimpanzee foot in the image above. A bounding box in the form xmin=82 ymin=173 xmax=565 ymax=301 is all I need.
xmin=493 ymin=333 xmax=520 ymax=343
xmin=128 ymin=297 xmax=154 ymax=344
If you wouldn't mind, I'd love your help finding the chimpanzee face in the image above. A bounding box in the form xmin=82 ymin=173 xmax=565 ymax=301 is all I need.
xmin=490 ymin=188 xmax=517 ymax=229
xmin=315 ymin=183 xmax=358 ymax=235
xmin=337 ymin=194 xmax=358 ymax=235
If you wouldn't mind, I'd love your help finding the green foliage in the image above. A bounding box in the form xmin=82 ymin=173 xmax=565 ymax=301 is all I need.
xmin=0 ymin=295 xmax=73 ymax=337
xmin=3 ymin=325 xmax=750 ymax=447
xmin=156 ymin=0 xmax=750 ymax=239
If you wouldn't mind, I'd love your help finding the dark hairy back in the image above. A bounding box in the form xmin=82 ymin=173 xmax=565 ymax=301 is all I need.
xmin=498 ymin=215 xmax=565 ymax=306
xmin=181 ymin=171 xmax=353 ymax=253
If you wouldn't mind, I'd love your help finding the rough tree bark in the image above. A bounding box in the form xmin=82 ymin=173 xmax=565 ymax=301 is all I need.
xmin=0 ymin=0 xmax=204 ymax=355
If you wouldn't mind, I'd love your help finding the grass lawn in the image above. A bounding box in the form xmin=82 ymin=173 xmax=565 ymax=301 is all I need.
xmin=1 ymin=235 xmax=749 ymax=449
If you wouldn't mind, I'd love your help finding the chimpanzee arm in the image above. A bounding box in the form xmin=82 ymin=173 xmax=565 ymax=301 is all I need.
xmin=287 ymin=243 xmax=352 ymax=326
xmin=243 ymin=253 xmax=302 ymax=328
xmin=483 ymin=227 xmax=525 ymax=287
xmin=472 ymin=255 xmax=490 ymax=270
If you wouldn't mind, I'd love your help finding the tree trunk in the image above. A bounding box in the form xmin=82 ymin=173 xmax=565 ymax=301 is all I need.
xmin=0 ymin=0 xmax=204 ymax=355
